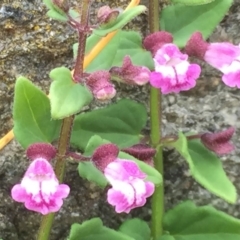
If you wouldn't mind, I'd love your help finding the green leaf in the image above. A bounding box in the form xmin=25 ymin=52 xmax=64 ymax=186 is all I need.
xmin=170 ymin=0 xmax=215 ymax=5
xmin=168 ymin=133 xmax=237 ymax=203
xmin=49 ymin=67 xmax=93 ymax=119
xmin=73 ymin=33 xmax=104 ymax=60
xmin=43 ymin=0 xmax=68 ymax=22
xmin=13 ymin=77 xmax=61 ymax=148
xmin=118 ymin=152 xmax=162 ymax=185
xmin=112 ymin=31 xmax=154 ymax=69
xmin=71 ymin=99 xmax=147 ymax=150
xmin=73 ymin=34 xmax=102 ymax=60
xmin=68 ymin=218 xmax=134 ymax=240
xmin=93 ymin=5 xmax=147 ymax=36
xmin=158 ymin=236 xmax=175 ymax=240
xmin=160 ymin=0 xmax=233 ymax=47
xmin=160 ymin=201 xmax=240 ymax=240
xmin=159 ymin=234 xmax=240 ymax=240
xmin=84 ymin=31 xmax=154 ymax=72
xmin=78 ymin=161 xmax=108 ymax=188
xmin=164 ymin=201 xmax=240 ymax=234
xmin=68 ymin=219 xmax=101 ymax=240
xmin=119 ymin=218 xmax=151 ymax=240
xmin=85 ymin=31 xmax=122 ymax=72
xmin=77 ymin=135 xmax=110 ymax=188
xmin=83 ymin=135 xmax=110 ymax=156
xmin=85 ymin=34 xmax=103 ymax=54
xmin=69 ymin=8 xmax=80 ymax=20
xmin=43 ymin=0 xmax=55 ymax=10
xmin=46 ymin=10 xmax=68 ymax=21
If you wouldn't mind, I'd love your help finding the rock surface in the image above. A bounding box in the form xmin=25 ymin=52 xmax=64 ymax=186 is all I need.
xmin=1 ymin=0 xmax=240 ymax=239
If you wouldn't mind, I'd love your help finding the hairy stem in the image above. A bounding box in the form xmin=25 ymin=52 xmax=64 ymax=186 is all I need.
xmin=149 ymin=0 xmax=164 ymax=239
xmin=36 ymin=1 xmax=91 ymax=239
xmin=73 ymin=0 xmax=91 ymax=82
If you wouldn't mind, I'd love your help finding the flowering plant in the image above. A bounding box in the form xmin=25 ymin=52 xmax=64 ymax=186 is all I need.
xmin=2 ymin=0 xmax=240 ymax=239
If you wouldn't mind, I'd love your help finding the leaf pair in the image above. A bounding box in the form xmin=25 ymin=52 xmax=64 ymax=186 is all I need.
xmin=68 ymin=218 xmax=150 ymax=240
xmin=159 ymin=201 xmax=240 ymax=240
xmin=13 ymin=78 xmax=148 ymax=150
xmin=68 ymin=202 xmax=240 ymax=240
xmin=68 ymin=218 xmax=134 ymax=240
xmin=13 ymin=68 xmax=92 ymax=147
xmin=168 ymin=133 xmax=237 ymax=203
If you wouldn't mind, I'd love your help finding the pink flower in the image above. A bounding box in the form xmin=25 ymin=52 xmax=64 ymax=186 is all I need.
xmin=150 ymin=44 xmax=201 ymax=94
xmin=186 ymin=32 xmax=240 ymax=88
xmin=104 ymin=159 xmax=154 ymax=213
xmin=11 ymin=158 xmax=70 ymax=215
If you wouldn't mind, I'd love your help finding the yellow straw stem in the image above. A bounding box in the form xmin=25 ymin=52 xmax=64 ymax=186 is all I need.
xmin=0 ymin=0 xmax=139 ymax=151
xmin=0 ymin=130 xmax=14 ymax=150
xmin=83 ymin=31 xmax=117 ymax=69
xmin=126 ymin=0 xmax=140 ymax=10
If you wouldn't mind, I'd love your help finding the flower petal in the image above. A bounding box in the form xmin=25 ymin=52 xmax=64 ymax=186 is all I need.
xmin=107 ymin=181 xmax=135 ymax=213
xmin=11 ymin=184 xmax=29 ymax=203
xmin=54 ymin=184 xmax=70 ymax=199
xmin=205 ymin=43 xmax=240 ymax=70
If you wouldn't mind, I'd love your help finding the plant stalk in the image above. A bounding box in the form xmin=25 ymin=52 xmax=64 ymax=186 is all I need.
xmin=36 ymin=1 xmax=91 ymax=239
xmin=149 ymin=0 xmax=164 ymax=239
xmin=73 ymin=0 xmax=91 ymax=82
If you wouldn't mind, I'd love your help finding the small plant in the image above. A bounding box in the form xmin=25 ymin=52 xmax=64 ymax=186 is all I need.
xmin=5 ymin=0 xmax=240 ymax=239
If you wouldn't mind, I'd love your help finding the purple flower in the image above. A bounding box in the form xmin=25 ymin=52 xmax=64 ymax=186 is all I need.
xmin=86 ymin=70 xmax=116 ymax=101
xmin=150 ymin=44 xmax=201 ymax=94
xmin=104 ymin=159 xmax=154 ymax=213
xmin=143 ymin=31 xmax=173 ymax=56
xmin=201 ymin=127 xmax=235 ymax=155
xmin=92 ymin=143 xmax=119 ymax=171
xmin=110 ymin=56 xmax=150 ymax=85
xmin=186 ymin=32 xmax=240 ymax=88
xmin=11 ymin=157 xmax=70 ymax=215
xmin=122 ymin=144 xmax=156 ymax=166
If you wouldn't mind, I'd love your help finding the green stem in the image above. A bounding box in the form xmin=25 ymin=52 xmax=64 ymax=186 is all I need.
xmin=36 ymin=116 xmax=74 ymax=240
xmin=148 ymin=0 xmax=164 ymax=239
xmin=36 ymin=1 xmax=91 ymax=239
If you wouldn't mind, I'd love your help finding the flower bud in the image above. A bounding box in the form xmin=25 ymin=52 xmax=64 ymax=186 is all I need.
xmin=185 ymin=32 xmax=209 ymax=59
xmin=97 ymin=6 xmax=120 ymax=26
xmin=52 ymin=0 xmax=70 ymax=13
xmin=92 ymin=144 xmax=119 ymax=172
xmin=110 ymin=56 xmax=150 ymax=85
xmin=143 ymin=31 xmax=173 ymax=56
xmin=26 ymin=143 xmax=56 ymax=161
xmin=201 ymin=127 xmax=235 ymax=155
xmin=122 ymin=144 xmax=156 ymax=166
xmin=85 ymin=70 xmax=116 ymax=101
